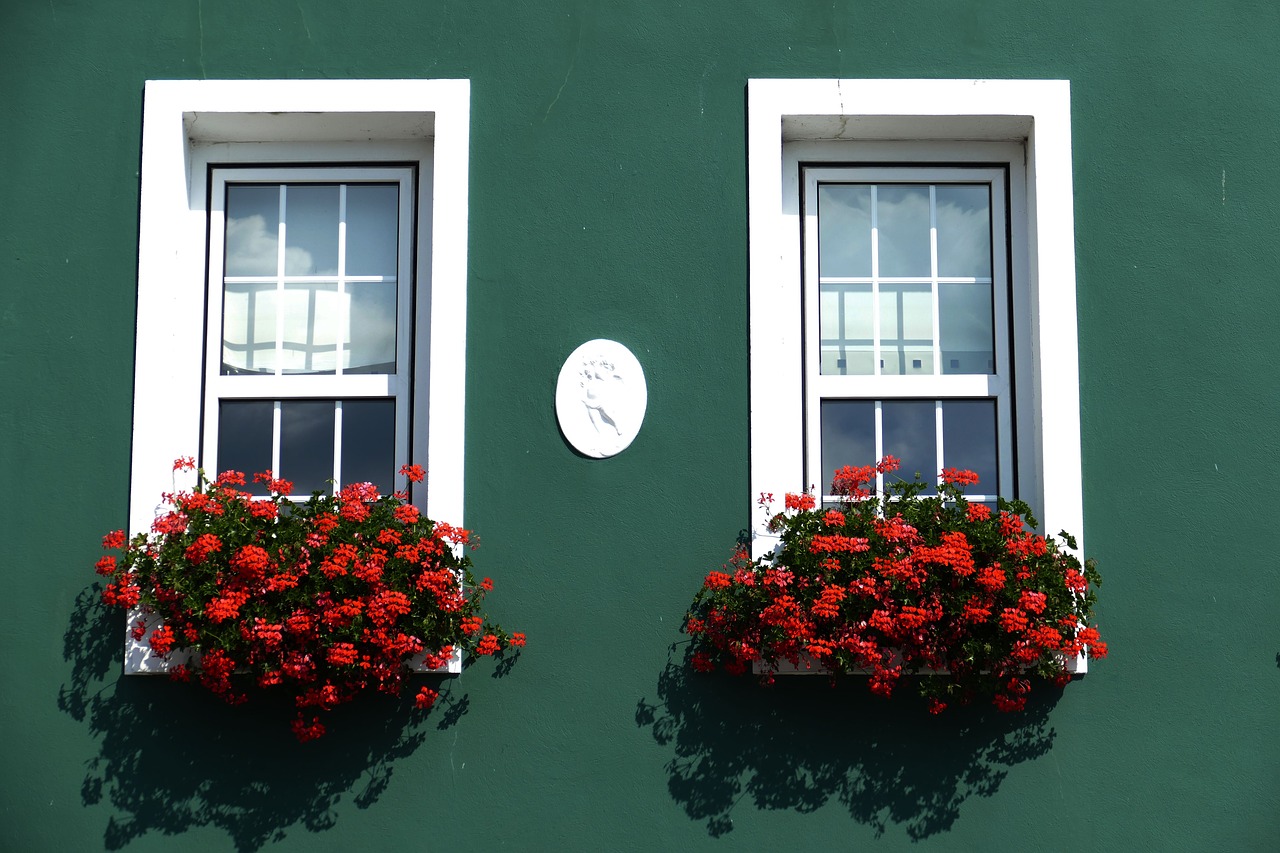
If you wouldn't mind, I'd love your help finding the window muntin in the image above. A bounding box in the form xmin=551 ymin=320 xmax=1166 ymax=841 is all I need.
xmin=803 ymin=166 xmax=1013 ymax=503
xmin=204 ymin=166 xmax=415 ymax=495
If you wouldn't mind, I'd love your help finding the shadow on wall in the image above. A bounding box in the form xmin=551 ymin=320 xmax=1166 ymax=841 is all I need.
xmin=57 ymin=586 xmax=471 ymax=852
xmin=636 ymin=646 xmax=1061 ymax=838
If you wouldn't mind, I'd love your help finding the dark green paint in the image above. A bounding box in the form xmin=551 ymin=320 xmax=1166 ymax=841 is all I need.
xmin=3 ymin=0 xmax=1279 ymax=849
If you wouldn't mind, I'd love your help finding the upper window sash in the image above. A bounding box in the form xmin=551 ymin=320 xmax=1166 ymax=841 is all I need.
xmin=205 ymin=166 xmax=416 ymax=396
xmin=801 ymin=165 xmax=1013 ymax=396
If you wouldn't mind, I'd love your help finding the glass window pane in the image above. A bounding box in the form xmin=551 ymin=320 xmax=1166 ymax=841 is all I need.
xmin=345 ymin=282 xmax=397 ymax=374
xmin=820 ymin=284 xmax=873 ymax=375
xmin=345 ymin=184 xmax=399 ymax=277
xmin=876 ymin=185 xmax=931 ymax=278
xmin=819 ymin=286 xmax=839 ymax=342
xmin=341 ymin=399 xmax=395 ymax=492
xmin=284 ymin=185 xmax=339 ymax=275
xmin=280 ymin=283 xmax=339 ymax=374
xmin=821 ymin=350 xmax=875 ymax=375
xmin=942 ymin=400 xmax=998 ymax=494
xmin=939 ymin=284 xmax=994 ymax=374
xmin=225 ymin=185 xmax=280 ymax=277
xmin=935 ymin=185 xmax=992 ymax=279
xmin=820 ymin=400 xmax=875 ymax=494
xmin=222 ymin=283 xmax=278 ymax=374
xmin=280 ymin=401 xmax=336 ymax=495
xmin=879 ymin=283 xmax=933 ymax=375
xmin=217 ymin=401 xmax=273 ymax=495
xmin=881 ymin=400 xmax=937 ymax=487
xmin=843 ymin=284 xmax=875 ymax=341
xmin=818 ymin=184 xmax=872 ymax=278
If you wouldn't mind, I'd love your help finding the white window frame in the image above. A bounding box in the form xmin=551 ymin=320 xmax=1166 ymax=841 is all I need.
xmin=205 ymin=166 xmax=416 ymax=490
xmin=747 ymin=79 xmax=1084 ymax=670
xmin=127 ymin=79 xmax=470 ymax=673
xmin=802 ymin=162 xmax=1018 ymax=503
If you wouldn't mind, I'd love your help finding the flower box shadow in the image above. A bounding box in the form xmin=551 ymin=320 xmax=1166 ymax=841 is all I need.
xmin=58 ymin=586 xmax=469 ymax=852
xmin=636 ymin=646 xmax=1061 ymax=839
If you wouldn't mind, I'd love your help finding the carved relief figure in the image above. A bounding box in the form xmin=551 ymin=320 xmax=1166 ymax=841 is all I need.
xmin=580 ymin=357 xmax=625 ymax=436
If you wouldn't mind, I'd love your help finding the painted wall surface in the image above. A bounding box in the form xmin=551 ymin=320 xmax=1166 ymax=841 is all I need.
xmin=3 ymin=1 xmax=1279 ymax=850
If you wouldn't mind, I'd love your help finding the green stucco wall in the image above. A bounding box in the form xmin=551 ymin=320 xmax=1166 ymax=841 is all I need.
xmin=4 ymin=1 xmax=1280 ymax=849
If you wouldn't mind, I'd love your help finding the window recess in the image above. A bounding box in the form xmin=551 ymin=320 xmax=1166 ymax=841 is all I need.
xmin=746 ymin=79 xmax=1083 ymax=671
xmin=128 ymin=79 xmax=472 ymax=673
xmin=748 ymin=80 xmax=1082 ymax=545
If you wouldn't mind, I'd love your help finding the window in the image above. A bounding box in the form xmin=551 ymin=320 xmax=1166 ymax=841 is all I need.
xmin=128 ymin=80 xmax=470 ymax=672
xmin=747 ymin=79 xmax=1084 ymax=666
xmin=206 ymin=168 xmax=414 ymax=495
xmin=804 ymin=165 xmax=1015 ymax=503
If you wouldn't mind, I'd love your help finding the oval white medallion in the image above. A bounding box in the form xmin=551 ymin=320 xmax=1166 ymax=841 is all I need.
xmin=555 ymin=339 xmax=647 ymax=458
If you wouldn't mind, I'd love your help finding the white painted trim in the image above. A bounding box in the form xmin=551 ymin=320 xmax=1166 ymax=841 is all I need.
xmin=129 ymin=79 xmax=471 ymax=673
xmin=747 ymin=79 xmax=1084 ymax=672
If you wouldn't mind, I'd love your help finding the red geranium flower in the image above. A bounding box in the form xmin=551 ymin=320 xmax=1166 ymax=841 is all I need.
xmin=95 ymin=459 xmax=524 ymax=741
xmin=684 ymin=457 xmax=1104 ymax=713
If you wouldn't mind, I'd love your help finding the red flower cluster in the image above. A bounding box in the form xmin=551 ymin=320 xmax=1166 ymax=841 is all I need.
xmin=415 ymin=686 xmax=439 ymax=710
xmin=96 ymin=461 xmax=524 ymax=741
xmin=686 ymin=459 xmax=1106 ymax=713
